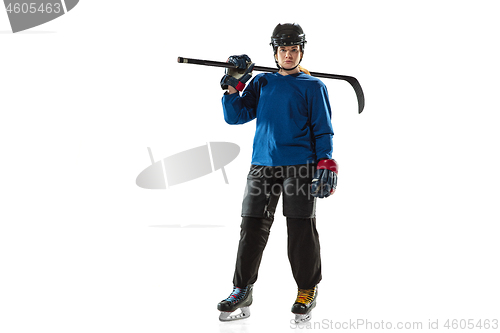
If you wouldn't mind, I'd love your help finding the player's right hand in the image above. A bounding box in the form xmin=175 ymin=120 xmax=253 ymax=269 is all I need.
xmin=220 ymin=54 xmax=255 ymax=91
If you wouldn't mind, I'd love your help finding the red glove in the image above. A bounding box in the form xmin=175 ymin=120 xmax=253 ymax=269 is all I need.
xmin=311 ymin=159 xmax=338 ymax=198
xmin=220 ymin=55 xmax=255 ymax=91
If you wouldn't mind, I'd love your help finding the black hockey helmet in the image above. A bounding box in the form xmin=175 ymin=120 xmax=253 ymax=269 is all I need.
xmin=270 ymin=23 xmax=307 ymax=54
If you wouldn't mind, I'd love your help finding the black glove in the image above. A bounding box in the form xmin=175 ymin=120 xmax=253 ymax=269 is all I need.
xmin=220 ymin=54 xmax=255 ymax=91
xmin=311 ymin=159 xmax=338 ymax=198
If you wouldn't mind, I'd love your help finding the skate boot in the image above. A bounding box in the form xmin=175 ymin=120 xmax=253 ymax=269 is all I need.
xmin=291 ymin=285 xmax=317 ymax=323
xmin=217 ymin=284 xmax=253 ymax=321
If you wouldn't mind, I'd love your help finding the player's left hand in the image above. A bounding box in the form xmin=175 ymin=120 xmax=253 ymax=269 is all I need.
xmin=311 ymin=159 xmax=338 ymax=198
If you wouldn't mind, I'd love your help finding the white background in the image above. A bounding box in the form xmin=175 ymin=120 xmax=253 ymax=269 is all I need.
xmin=1 ymin=1 xmax=499 ymax=332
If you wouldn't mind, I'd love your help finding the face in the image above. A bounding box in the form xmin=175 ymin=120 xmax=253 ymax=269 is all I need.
xmin=275 ymin=45 xmax=302 ymax=70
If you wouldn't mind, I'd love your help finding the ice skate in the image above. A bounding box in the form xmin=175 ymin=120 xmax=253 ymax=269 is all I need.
xmin=291 ymin=285 xmax=317 ymax=324
xmin=217 ymin=284 xmax=253 ymax=322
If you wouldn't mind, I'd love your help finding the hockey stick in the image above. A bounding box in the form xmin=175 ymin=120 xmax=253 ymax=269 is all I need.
xmin=177 ymin=56 xmax=365 ymax=113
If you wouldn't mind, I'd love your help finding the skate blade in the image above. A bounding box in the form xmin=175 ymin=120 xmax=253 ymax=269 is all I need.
xmin=219 ymin=306 xmax=250 ymax=322
xmin=294 ymin=313 xmax=312 ymax=324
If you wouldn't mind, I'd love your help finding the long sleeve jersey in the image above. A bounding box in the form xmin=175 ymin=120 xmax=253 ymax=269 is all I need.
xmin=222 ymin=71 xmax=334 ymax=166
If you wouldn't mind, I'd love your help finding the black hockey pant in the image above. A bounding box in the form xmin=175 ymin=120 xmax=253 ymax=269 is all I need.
xmin=232 ymin=164 xmax=322 ymax=290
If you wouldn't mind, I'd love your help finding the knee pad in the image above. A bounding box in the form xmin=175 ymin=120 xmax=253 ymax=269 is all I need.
xmin=240 ymin=217 xmax=273 ymax=234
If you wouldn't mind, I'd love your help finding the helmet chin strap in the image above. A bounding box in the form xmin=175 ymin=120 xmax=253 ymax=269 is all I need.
xmin=281 ymin=63 xmax=300 ymax=71
xmin=275 ymin=55 xmax=303 ymax=72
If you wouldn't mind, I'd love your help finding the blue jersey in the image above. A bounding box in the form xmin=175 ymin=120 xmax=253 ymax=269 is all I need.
xmin=222 ymin=72 xmax=334 ymax=166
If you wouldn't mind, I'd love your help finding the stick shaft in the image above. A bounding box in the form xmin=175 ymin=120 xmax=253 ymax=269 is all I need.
xmin=177 ymin=57 xmax=266 ymax=71
xmin=179 ymin=57 xmax=349 ymax=79
xmin=177 ymin=57 xmax=365 ymax=113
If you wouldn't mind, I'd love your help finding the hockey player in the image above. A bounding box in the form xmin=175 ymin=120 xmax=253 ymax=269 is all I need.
xmin=217 ymin=23 xmax=338 ymax=323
